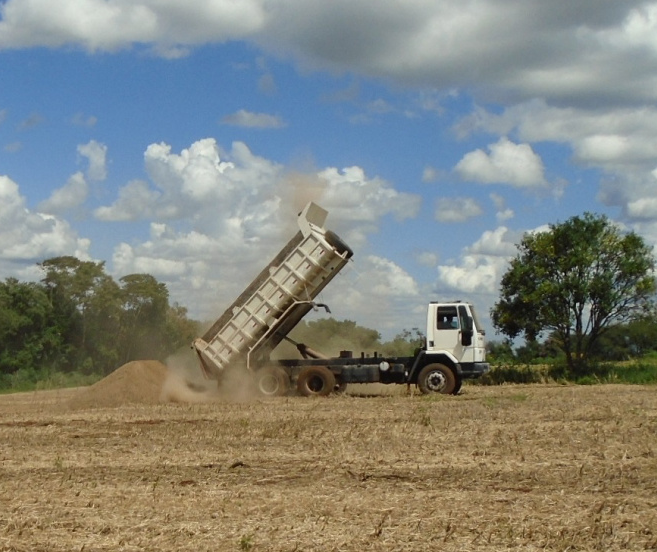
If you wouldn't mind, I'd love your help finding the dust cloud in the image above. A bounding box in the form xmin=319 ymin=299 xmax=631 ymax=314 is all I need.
xmin=277 ymin=171 xmax=328 ymax=236
xmin=163 ymin=349 xmax=263 ymax=404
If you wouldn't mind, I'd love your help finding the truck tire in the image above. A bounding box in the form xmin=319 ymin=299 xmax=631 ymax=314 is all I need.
xmin=256 ymin=366 xmax=290 ymax=397
xmin=297 ymin=366 xmax=336 ymax=397
xmin=417 ymin=363 xmax=457 ymax=395
xmin=325 ymin=230 xmax=354 ymax=259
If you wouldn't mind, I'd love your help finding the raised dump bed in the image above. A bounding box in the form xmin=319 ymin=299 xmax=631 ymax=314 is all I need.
xmin=193 ymin=202 xmax=353 ymax=378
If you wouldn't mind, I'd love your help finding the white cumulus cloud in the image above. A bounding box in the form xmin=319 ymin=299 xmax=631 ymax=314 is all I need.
xmin=0 ymin=0 xmax=265 ymax=51
xmin=363 ymin=255 xmax=419 ymax=297
xmin=37 ymin=171 xmax=88 ymax=214
xmin=459 ymin=99 xmax=657 ymax=223
xmin=1 ymin=1 xmax=655 ymax=109
xmin=94 ymin=180 xmax=160 ymax=221
xmin=92 ymin=137 xmax=422 ymax=324
xmin=0 ymin=175 xmax=91 ymax=278
xmin=455 ymin=137 xmax=547 ymax=189
xmin=78 ymin=140 xmax=108 ymax=181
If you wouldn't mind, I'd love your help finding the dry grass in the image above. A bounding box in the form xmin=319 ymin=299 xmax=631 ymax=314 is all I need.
xmin=1 ymin=362 xmax=656 ymax=551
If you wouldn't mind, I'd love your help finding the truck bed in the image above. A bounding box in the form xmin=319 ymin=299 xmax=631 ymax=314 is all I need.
xmin=193 ymin=203 xmax=352 ymax=378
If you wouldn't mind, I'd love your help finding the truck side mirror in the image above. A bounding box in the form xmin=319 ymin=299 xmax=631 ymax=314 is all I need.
xmin=461 ymin=316 xmax=473 ymax=346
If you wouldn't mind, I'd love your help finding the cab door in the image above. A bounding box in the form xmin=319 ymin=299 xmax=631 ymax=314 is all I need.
xmin=431 ymin=305 xmax=460 ymax=353
xmin=429 ymin=305 xmax=475 ymax=363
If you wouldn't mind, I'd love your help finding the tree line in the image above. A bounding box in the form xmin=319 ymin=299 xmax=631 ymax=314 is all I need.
xmin=0 ymin=256 xmax=198 ymax=388
xmin=2 ymin=212 xmax=656 ymax=390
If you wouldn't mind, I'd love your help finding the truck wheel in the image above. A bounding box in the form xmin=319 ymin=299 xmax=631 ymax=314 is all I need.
xmin=417 ymin=363 xmax=457 ymax=395
xmin=256 ymin=366 xmax=290 ymax=397
xmin=325 ymin=230 xmax=354 ymax=259
xmin=297 ymin=366 xmax=336 ymax=397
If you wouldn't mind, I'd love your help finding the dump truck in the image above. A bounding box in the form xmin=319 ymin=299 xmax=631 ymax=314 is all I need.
xmin=192 ymin=202 xmax=489 ymax=396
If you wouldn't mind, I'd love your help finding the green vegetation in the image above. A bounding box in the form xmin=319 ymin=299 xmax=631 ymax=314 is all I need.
xmin=4 ymin=220 xmax=657 ymax=394
xmin=0 ymin=367 xmax=101 ymax=394
xmin=479 ymin=344 xmax=657 ymax=387
xmin=0 ymin=256 xmax=199 ymax=392
xmin=492 ymin=213 xmax=656 ymax=375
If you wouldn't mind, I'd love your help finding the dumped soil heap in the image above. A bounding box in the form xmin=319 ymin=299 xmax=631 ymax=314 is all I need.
xmin=67 ymin=360 xmax=170 ymax=409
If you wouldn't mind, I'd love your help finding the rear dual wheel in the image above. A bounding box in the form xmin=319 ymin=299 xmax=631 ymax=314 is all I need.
xmin=296 ymin=366 xmax=336 ymax=397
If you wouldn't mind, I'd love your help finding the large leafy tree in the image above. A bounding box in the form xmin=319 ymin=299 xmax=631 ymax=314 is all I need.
xmin=39 ymin=256 xmax=121 ymax=372
xmin=0 ymin=278 xmax=61 ymax=375
xmin=0 ymin=257 xmax=200 ymax=386
xmin=491 ymin=213 xmax=656 ymax=373
xmin=118 ymin=273 xmax=171 ymax=364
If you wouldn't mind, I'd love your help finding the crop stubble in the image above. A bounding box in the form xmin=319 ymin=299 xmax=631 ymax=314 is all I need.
xmin=0 ymin=361 xmax=656 ymax=551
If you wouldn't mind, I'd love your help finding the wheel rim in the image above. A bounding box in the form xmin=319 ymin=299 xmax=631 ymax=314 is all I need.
xmin=297 ymin=366 xmax=335 ymax=397
xmin=426 ymin=370 xmax=447 ymax=392
xmin=259 ymin=374 xmax=280 ymax=395
xmin=306 ymin=375 xmax=324 ymax=393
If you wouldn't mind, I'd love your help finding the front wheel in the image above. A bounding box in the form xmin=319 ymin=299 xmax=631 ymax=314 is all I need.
xmin=297 ymin=366 xmax=336 ymax=397
xmin=417 ymin=363 xmax=457 ymax=395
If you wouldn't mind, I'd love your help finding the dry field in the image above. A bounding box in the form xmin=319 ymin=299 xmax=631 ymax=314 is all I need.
xmin=1 ymin=361 xmax=656 ymax=552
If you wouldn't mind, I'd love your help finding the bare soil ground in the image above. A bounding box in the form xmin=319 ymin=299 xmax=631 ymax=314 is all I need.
xmin=1 ymin=361 xmax=656 ymax=551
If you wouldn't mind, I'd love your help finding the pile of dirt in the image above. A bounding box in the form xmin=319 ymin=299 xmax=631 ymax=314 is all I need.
xmin=65 ymin=360 xmax=221 ymax=410
xmin=67 ymin=360 xmax=171 ymax=410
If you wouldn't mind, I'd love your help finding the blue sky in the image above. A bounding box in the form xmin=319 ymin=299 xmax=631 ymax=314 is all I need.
xmin=1 ymin=1 xmax=657 ymax=340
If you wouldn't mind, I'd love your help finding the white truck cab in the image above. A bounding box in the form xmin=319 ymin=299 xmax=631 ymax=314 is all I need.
xmin=423 ymin=301 xmax=488 ymax=378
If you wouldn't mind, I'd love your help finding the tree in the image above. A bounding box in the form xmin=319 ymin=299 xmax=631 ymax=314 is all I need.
xmin=164 ymin=302 xmax=200 ymax=354
xmin=0 ymin=256 xmax=202 ymax=386
xmin=0 ymin=278 xmax=61 ymax=375
xmin=118 ymin=274 xmax=171 ymax=364
xmin=491 ymin=213 xmax=656 ymax=373
xmin=589 ymin=316 xmax=657 ymax=360
xmin=39 ymin=256 xmax=121 ymax=372
xmin=486 ymin=339 xmax=515 ymax=363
